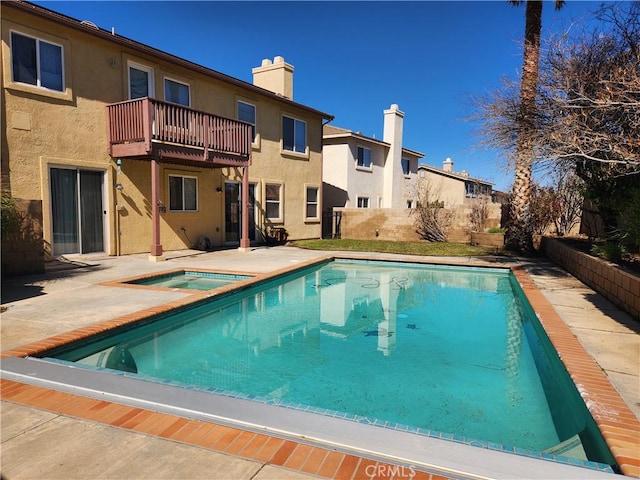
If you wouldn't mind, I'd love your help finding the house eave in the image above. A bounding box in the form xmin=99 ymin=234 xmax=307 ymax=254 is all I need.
xmin=417 ymin=164 xmax=493 ymax=186
xmin=6 ymin=0 xmax=334 ymax=122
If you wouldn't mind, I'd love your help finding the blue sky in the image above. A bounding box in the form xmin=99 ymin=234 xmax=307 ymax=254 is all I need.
xmin=35 ymin=0 xmax=605 ymax=191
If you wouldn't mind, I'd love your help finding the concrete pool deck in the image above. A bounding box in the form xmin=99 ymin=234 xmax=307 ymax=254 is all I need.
xmin=1 ymin=246 xmax=638 ymax=479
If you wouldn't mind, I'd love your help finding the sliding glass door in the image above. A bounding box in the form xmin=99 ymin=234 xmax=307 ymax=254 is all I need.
xmin=51 ymin=168 xmax=104 ymax=255
xmin=224 ymin=182 xmax=256 ymax=244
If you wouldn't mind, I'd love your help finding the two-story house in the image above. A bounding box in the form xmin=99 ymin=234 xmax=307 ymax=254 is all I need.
xmin=417 ymin=158 xmax=494 ymax=206
xmin=2 ymin=0 xmax=332 ymax=261
xmin=322 ymin=104 xmax=424 ymax=212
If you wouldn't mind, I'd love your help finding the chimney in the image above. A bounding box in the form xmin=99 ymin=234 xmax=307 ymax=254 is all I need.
xmin=252 ymin=56 xmax=294 ymax=99
xmin=382 ymin=104 xmax=405 ymax=208
xmin=443 ymin=157 xmax=454 ymax=172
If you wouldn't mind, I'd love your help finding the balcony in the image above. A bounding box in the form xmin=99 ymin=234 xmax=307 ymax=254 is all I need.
xmin=107 ymin=98 xmax=252 ymax=167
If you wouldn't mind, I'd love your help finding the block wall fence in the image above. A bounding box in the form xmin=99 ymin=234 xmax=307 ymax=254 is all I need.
xmin=334 ymin=203 xmax=502 ymax=244
xmin=543 ymin=237 xmax=640 ymax=321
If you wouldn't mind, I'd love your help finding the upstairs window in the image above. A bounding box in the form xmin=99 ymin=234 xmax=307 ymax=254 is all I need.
xmin=11 ymin=31 xmax=63 ymax=92
xmin=128 ymin=62 xmax=154 ymax=99
xmin=356 ymin=147 xmax=372 ymax=168
xmin=357 ymin=196 xmax=370 ymax=208
xmin=164 ymin=78 xmax=190 ymax=106
xmin=238 ymin=101 xmax=257 ymax=142
xmin=401 ymin=158 xmax=410 ymax=175
xmin=169 ymin=175 xmax=197 ymax=211
xmin=282 ymin=116 xmax=306 ymax=153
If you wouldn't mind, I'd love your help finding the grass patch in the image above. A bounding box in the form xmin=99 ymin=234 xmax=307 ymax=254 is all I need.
xmin=290 ymin=239 xmax=498 ymax=256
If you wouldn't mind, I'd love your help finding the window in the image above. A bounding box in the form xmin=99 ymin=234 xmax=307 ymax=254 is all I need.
xmin=164 ymin=78 xmax=190 ymax=106
xmin=11 ymin=31 xmax=63 ymax=92
xmin=169 ymin=175 xmax=197 ymax=211
xmin=238 ymin=101 xmax=257 ymax=142
xmin=282 ymin=116 xmax=306 ymax=153
xmin=407 ymin=200 xmax=414 ymax=209
xmin=305 ymin=186 xmax=319 ymax=220
xmin=357 ymin=196 xmax=369 ymax=208
xmin=265 ymin=183 xmax=282 ymax=220
xmin=356 ymin=147 xmax=372 ymax=168
xmin=128 ymin=63 xmax=154 ymax=99
xmin=401 ymin=158 xmax=410 ymax=175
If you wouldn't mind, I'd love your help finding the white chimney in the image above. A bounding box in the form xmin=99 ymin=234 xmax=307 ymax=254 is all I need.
xmin=382 ymin=104 xmax=405 ymax=208
xmin=252 ymin=56 xmax=294 ymax=99
xmin=443 ymin=157 xmax=454 ymax=172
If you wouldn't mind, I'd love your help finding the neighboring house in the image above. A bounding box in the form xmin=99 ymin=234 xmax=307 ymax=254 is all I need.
xmin=417 ymin=158 xmax=494 ymax=207
xmin=322 ymin=104 xmax=424 ymax=212
xmin=1 ymin=1 xmax=332 ymax=261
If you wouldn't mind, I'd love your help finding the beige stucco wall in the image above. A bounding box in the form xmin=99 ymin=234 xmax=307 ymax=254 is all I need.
xmin=418 ymin=170 xmax=466 ymax=207
xmin=2 ymin=4 xmax=324 ymax=257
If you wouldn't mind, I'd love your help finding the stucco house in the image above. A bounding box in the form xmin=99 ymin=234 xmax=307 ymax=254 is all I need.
xmin=1 ymin=0 xmax=332 ymax=262
xmin=322 ymin=104 xmax=424 ymax=212
xmin=417 ymin=158 xmax=494 ymax=207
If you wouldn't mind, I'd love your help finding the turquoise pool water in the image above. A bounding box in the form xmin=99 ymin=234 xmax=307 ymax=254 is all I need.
xmin=129 ymin=271 xmax=252 ymax=291
xmin=44 ymin=259 xmax=614 ymax=467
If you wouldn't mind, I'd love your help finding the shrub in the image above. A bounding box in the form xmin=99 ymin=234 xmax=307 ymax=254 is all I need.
xmin=591 ymin=242 xmax=626 ymax=262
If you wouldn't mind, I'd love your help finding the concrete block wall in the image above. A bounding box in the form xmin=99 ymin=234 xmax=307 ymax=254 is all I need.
xmin=471 ymin=232 xmax=505 ymax=248
xmin=336 ymin=202 xmax=502 ymax=244
xmin=543 ymin=237 xmax=640 ymax=320
xmin=336 ymin=208 xmax=421 ymax=241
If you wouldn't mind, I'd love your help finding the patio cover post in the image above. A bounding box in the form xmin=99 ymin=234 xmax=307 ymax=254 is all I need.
xmin=239 ymin=165 xmax=251 ymax=251
xmin=149 ymin=154 xmax=165 ymax=261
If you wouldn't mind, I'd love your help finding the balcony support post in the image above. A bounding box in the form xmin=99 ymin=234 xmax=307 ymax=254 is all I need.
xmin=149 ymin=154 xmax=165 ymax=261
xmin=238 ymin=165 xmax=251 ymax=252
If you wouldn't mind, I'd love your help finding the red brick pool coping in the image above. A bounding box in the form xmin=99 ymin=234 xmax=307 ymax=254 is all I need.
xmin=1 ymin=257 xmax=639 ymax=478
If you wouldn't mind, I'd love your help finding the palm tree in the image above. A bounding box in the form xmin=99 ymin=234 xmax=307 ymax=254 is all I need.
xmin=506 ymin=0 xmax=564 ymax=253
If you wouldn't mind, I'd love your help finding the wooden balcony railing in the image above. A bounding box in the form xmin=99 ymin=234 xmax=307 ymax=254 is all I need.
xmin=107 ymin=98 xmax=252 ymax=166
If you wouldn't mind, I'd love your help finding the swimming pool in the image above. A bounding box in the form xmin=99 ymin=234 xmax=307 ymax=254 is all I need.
xmin=32 ymin=259 xmax=616 ymax=471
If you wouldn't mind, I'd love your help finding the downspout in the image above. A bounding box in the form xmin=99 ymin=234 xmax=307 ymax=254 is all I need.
xmin=149 ymin=153 xmax=164 ymax=261
xmin=115 ymin=159 xmax=123 ymax=256
xmin=238 ymin=161 xmax=251 ymax=252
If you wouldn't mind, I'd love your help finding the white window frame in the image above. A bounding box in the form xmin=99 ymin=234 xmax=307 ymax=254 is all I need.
xmin=10 ymin=30 xmax=65 ymax=92
xmin=356 ymin=146 xmax=372 ymax=170
xmin=237 ymin=100 xmax=257 ymax=144
xmin=304 ymin=185 xmax=320 ymax=221
xmin=265 ymin=182 xmax=283 ymax=222
xmin=164 ymin=76 xmax=191 ymax=106
xmin=128 ymin=61 xmax=155 ymax=99
xmin=282 ymin=115 xmax=307 ymax=155
xmin=357 ymin=196 xmax=370 ymax=208
xmin=168 ymin=175 xmax=198 ymax=212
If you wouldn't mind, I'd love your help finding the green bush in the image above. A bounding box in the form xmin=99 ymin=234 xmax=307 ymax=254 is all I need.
xmin=487 ymin=227 xmax=505 ymax=234
xmin=617 ymin=188 xmax=640 ymax=253
xmin=591 ymin=242 xmax=626 ymax=262
xmin=1 ymin=194 xmax=20 ymax=238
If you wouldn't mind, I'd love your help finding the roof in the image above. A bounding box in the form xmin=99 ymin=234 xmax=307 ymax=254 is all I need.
xmin=322 ymin=124 xmax=424 ymax=158
xmin=6 ymin=0 xmax=334 ymax=121
xmin=417 ymin=164 xmax=493 ymax=186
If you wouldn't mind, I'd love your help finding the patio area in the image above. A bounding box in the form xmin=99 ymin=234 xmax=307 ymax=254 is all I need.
xmin=1 ymin=246 xmax=638 ymax=479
